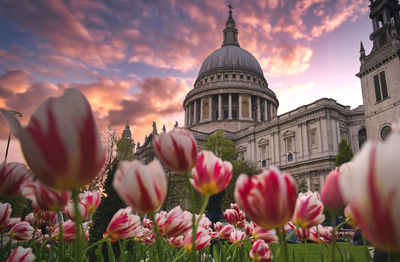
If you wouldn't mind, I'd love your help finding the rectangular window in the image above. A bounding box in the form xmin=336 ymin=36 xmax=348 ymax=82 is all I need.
xmin=247 ymin=76 xmax=250 ymax=81
xmin=240 ymin=75 xmax=244 ymax=80
xmin=232 ymin=74 xmax=236 ymax=79
xmin=253 ymin=77 xmax=257 ymax=82
xmin=217 ymin=75 xmax=221 ymax=80
xmin=211 ymin=76 xmax=214 ymax=81
xmin=204 ymin=78 xmax=207 ymax=83
xmin=224 ymin=74 xmax=228 ymax=79
xmin=374 ymin=71 xmax=389 ymax=102
xmin=309 ymin=129 xmax=317 ymax=146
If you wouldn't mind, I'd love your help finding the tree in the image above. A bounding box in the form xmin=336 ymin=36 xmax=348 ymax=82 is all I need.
xmin=204 ymin=130 xmax=237 ymax=162
xmin=116 ymin=137 xmax=134 ymax=161
xmin=296 ymin=178 xmax=308 ymax=193
xmin=335 ymin=139 xmax=353 ymax=167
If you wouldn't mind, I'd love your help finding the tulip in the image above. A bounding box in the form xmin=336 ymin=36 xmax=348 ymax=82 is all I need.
xmin=39 ymin=211 xmax=57 ymax=226
xmin=21 ymin=181 xmax=70 ymax=211
xmin=142 ymin=218 xmax=153 ymax=230
xmin=224 ymin=208 xmax=240 ymax=226
xmin=321 ymin=168 xmax=346 ymax=209
xmin=244 ymin=222 xmax=254 ymax=236
xmin=214 ymin=221 xmax=223 ymax=232
xmin=339 ymin=132 xmax=400 ymax=252
xmin=229 ymin=229 xmax=245 ymax=246
xmin=344 ymin=205 xmax=358 ymax=228
xmin=24 ymin=213 xmax=43 ymax=228
xmin=104 ymin=207 xmax=141 ymax=242
xmin=198 ymin=214 xmax=212 ymax=230
xmin=252 ymin=224 xmax=278 ymax=243
xmin=296 ymin=227 xmax=310 ymax=241
xmin=65 ymin=200 xmax=88 ymax=221
xmin=113 ymin=159 xmax=167 ymax=215
xmin=0 ymin=89 xmax=105 ymax=189
xmin=153 ymin=128 xmax=197 ymax=173
xmin=9 ymin=221 xmax=34 ymax=241
xmin=218 ymin=224 xmax=234 ymax=240
xmin=169 ymin=235 xmax=184 ymax=248
xmin=191 ymin=150 xmax=232 ymax=195
xmin=0 ymin=202 xmax=11 ymax=228
xmin=234 ymin=167 xmax=297 ymax=229
xmin=0 ymin=162 xmax=32 ymax=198
xmin=309 ymin=225 xmax=322 ymax=243
xmin=79 ymin=191 xmax=101 ymax=213
xmin=159 ymin=206 xmax=192 ymax=237
xmin=137 ymin=227 xmax=156 ymax=245
xmin=1 ymin=218 xmax=21 ymax=234
xmin=7 ymin=246 xmax=36 ymax=262
xmin=183 ymin=228 xmax=211 ymax=253
xmin=249 ymin=240 xmax=273 ymax=262
xmin=292 ymin=191 xmax=325 ymax=229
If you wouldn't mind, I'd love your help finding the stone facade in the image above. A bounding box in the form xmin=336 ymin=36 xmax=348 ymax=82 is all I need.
xmin=357 ymin=0 xmax=400 ymax=141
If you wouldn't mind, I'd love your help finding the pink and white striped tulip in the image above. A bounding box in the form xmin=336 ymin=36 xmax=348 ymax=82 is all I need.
xmin=218 ymin=224 xmax=234 ymax=240
xmin=79 ymin=191 xmax=101 ymax=213
xmin=198 ymin=214 xmax=212 ymax=230
xmin=153 ymin=128 xmax=197 ymax=173
xmin=235 ymin=167 xmax=297 ymax=229
xmin=292 ymin=191 xmax=325 ymax=229
xmin=296 ymin=227 xmax=310 ymax=241
xmin=142 ymin=218 xmax=153 ymax=230
xmin=159 ymin=206 xmax=192 ymax=237
xmin=214 ymin=221 xmax=223 ymax=232
xmin=184 ymin=228 xmax=211 ymax=253
xmin=339 ymin=131 xmax=400 ymax=251
xmin=169 ymin=235 xmax=184 ymax=248
xmin=24 ymin=213 xmax=43 ymax=228
xmin=0 ymin=89 xmax=105 ymax=189
xmin=1 ymin=218 xmax=21 ymax=234
xmin=104 ymin=207 xmax=141 ymax=242
xmin=9 ymin=222 xmax=34 ymax=241
xmin=224 ymin=208 xmax=240 ymax=226
xmin=65 ymin=200 xmax=88 ymax=221
xmin=7 ymin=246 xmax=35 ymax=262
xmin=249 ymin=240 xmax=273 ymax=262
xmin=229 ymin=229 xmax=245 ymax=246
xmin=54 ymin=220 xmax=85 ymax=242
xmin=21 ymin=181 xmax=70 ymax=211
xmin=113 ymin=159 xmax=167 ymax=215
xmin=321 ymin=168 xmax=345 ymax=210
xmin=39 ymin=211 xmax=57 ymax=226
xmin=0 ymin=162 xmax=32 ymax=198
xmin=309 ymin=225 xmax=322 ymax=243
xmin=191 ymin=150 xmax=232 ymax=196
xmin=0 ymin=202 xmax=11 ymax=229
xmin=244 ymin=222 xmax=254 ymax=236
xmin=252 ymin=225 xmax=278 ymax=243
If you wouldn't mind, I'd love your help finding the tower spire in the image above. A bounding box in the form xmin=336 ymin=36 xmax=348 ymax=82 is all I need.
xmin=360 ymin=41 xmax=366 ymax=57
xmin=222 ymin=4 xmax=240 ymax=47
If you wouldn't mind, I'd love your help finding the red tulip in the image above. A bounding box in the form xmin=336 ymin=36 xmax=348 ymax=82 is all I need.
xmin=292 ymin=191 xmax=325 ymax=229
xmin=249 ymin=240 xmax=273 ymax=262
xmin=217 ymin=224 xmax=234 ymax=240
xmin=244 ymin=222 xmax=254 ymax=236
xmin=54 ymin=220 xmax=89 ymax=242
xmin=339 ymin=132 xmax=400 ymax=252
xmin=296 ymin=227 xmax=310 ymax=241
xmin=169 ymin=235 xmax=184 ymax=248
xmin=79 ymin=191 xmax=101 ymax=213
xmin=137 ymin=227 xmax=156 ymax=245
xmin=9 ymin=222 xmax=34 ymax=241
xmin=214 ymin=222 xmax=223 ymax=232
xmin=113 ymin=160 xmax=167 ymax=215
xmin=191 ymin=150 xmax=232 ymax=195
xmin=142 ymin=218 xmax=153 ymax=230
xmin=224 ymin=208 xmax=240 ymax=226
xmin=0 ymin=162 xmax=32 ymax=198
xmin=229 ymin=229 xmax=245 ymax=246
xmin=321 ymin=168 xmax=345 ymax=209
xmin=184 ymin=228 xmax=211 ymax=253
xmin=234 ymin=167 xmax=297 ymax=229
xmin=153 ymin=128 xmax=197 ymax=173
xmin=0 ymin=89 xmax=105 ymax=189
xmin=22 ymin=181 xmax=70 ymax=211
xmin=7 ymin=246 xmax=35 ymax=262
xmin=104 ymin=207 xmax=141 ymax=242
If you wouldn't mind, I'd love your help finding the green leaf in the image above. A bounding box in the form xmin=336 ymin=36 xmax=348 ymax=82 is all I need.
xmin=106 ymin=239 xmax=115 ymax=262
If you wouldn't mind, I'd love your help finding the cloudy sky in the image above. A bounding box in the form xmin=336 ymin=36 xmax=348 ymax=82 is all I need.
xmin=0 ymin=0 xmax=373 ymax=162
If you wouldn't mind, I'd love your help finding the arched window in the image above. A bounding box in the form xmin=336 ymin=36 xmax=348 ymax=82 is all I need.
xmin=358 ymin=128 xmax=367 ymax=149
xmin=288 ymin=153 xmax=293 ymax=162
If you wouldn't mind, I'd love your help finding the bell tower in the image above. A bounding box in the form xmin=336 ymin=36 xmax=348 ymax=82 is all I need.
xmin=357 ymin=0 xmax=400 ymax=141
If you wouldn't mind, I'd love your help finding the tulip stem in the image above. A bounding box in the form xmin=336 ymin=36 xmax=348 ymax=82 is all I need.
xmin=286 ymin=224 xmax=299 ymax=241
xmin=150 ymin=212 xmax=163 ymax=261
xmin=185 ymin=172 xmax=197 ymax=262
xmin=57 ymin=211 xmax=65 ymax=261
xmin=361 ymin=233 xmax=372 ymax=261
xmin=172 ymin=249 xmax=187 ymax=262
xmin=330 ymin=210 xmax=337 ymax=262
xmin=72 ymin=190 xmax=83 ymax=262
xmin=84 ymin=237 xmax=108 ymax=253
xmin=277 ymin=226 xmax=289 ymax=262
xmin=334 ymin=218 xmax=350 ymax=231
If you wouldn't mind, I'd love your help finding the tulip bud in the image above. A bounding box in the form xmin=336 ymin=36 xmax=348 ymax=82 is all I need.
xmin=0 ymin=202 xmax=12 ymax=229
xmin=292 ymin=191 xmax=325 ymax=229
xmin=104 ymin=207 xmax=141 ymax=242
xmin=79 ymin=191 xmax=101 ymax=213
xmin=9 ymin=222 xmax=34 ymax=241
xmin=229 ymin=229 xmax=245 ymax=246
xmin=0 ymin=162 xmax=32 ymax=198
xmin=22 ymin=181 xmax=70 ymax=211
xmin=65 ymin=200 xmax=88 ymax=221
xmin=249 ymin=240 xmax=273 ymax=262
xmin=7 ymin=246 xmax=35 ymax=262
xmin=184 ymin=228 xmax=211 ymax=253
xmin=321 ymin=168 xmax=345 ymax=210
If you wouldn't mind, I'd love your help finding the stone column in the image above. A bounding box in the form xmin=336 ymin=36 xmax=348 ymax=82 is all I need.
xmin=200 ymin=98 xmax=203 ymax=122
xmin=209 ymin=95 xmax=212 ymax=121
xmin=238 ymin=94 xmax=242 ymax=119
xmin=257 ymin=96 xmax=261 ymax=122
xmin=194 ymin=100 xmax=198 ymax=124
xmin=218 ymin=94 xmax=222 ymax=120
xmin=228 ymin=94 xmax=232 ymax=119
xmin=249 ymin=96 xmax=252 ymax=120
xmin=185 ymin=106 xmax=188 ymax=126
xmin=189 ymin=103 xmax=193 ymax=126
xmin=264 ymin=99 xmax=268 ymax=121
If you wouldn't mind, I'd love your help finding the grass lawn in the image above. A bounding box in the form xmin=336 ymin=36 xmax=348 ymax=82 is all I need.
xmin=283 ymin=242 xmax=369 ymax=262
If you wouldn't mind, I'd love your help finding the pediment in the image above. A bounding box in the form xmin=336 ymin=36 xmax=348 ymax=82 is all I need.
xmin=237 ymin=145 xmax=247 ymax=152
xmin=282 ymin=130 xmax=296 ymax=138
xmin=257 ymin=138 xmax=269 ymax=145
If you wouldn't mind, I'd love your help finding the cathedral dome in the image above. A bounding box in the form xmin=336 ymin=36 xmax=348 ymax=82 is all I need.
xmin=198 ymin=45 xmax=264 ymax=78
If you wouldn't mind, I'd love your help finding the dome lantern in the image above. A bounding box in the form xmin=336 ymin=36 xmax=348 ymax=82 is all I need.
xmin=222 ymin=4 xmax=240 ymax=47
